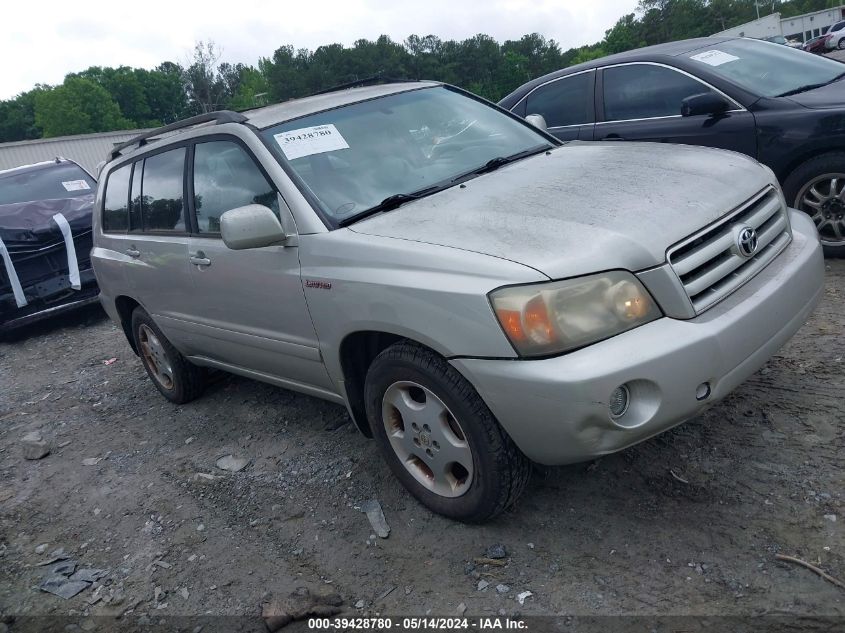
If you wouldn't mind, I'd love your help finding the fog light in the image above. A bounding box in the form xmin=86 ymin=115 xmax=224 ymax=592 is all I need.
xmin=696 ymin=382 xmax=711 ymax=401
xmin=609 ymin=385 xmax=630 ymax=418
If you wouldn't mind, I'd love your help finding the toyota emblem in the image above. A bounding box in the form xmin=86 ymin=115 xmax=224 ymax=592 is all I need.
xmin=736 ymin=226 xmax=758 ymax=258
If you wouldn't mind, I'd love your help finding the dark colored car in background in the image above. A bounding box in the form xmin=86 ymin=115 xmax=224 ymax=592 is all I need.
xmin=0 ymin=159 xmax=100 ymax=332
xmin=499 ymin=37 xmax=845 ymax=256
xmin=803 ymin=34 xmax=830 ymax=54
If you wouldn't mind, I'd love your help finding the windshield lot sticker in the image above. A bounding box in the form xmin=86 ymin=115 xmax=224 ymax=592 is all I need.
xmin=690 ymin=50 xmax=740 ymax=66
xmin=274 ymin=124 xmax=350 ymax=160
xmin=61 ymin=180 xmax=91 ymax=191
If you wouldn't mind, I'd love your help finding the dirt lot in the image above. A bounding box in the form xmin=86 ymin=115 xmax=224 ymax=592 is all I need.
xmin=0 ymin=261 xmax=843 ymax=631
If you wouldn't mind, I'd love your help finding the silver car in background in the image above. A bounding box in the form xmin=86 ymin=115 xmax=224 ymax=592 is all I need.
xmin=91 ymin=82 xmax=824 ymax=521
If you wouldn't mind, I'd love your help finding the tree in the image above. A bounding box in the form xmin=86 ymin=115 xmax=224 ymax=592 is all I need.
xmin=146 ymin=63 xmax=191 ymax=124
xmin=5 ymin=0 xmax=839 ymax=142
xmin=183 ymin=41 xmax=229 ymax=113
xmin=34 ymin=77 xmax=132 ymax=138
xmin=227 ymin=66 xmax=270 ymax=110
xmin=0 ymin=88 xmax=45 ymax=142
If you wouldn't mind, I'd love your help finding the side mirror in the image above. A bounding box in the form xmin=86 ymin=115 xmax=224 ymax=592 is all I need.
xmin=220 ymin=204 xmax=287 ymax=250
xmin=525 ymin=113 xmax=548 ymax=132
xmin=681 ymin=92 xmax=730 ymax=117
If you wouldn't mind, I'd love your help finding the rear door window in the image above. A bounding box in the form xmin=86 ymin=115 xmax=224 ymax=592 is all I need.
xmin=192 ymin=140 xmax=278 ymax=234
xmin=602 ymin=64 xmax=716 ymax=121
xmin=140 ymin=148 xmax=186 ymax=232
xmin=102 ymin=164 xmax=131 ymax=232
xmin=525 ymin=72 xmax=594 ymax=128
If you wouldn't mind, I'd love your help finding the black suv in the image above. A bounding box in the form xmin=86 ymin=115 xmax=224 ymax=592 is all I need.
xmin=0 ymin=158 xmax=100 ymax=332
xmin=499 ymin=37 xmax=845 ymax=256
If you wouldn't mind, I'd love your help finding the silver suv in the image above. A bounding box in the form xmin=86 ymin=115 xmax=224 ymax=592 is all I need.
xmin=92 ymin=82 xmax=824 ymax=521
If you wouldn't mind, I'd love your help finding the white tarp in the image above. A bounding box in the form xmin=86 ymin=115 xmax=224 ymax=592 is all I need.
xmin=52 ymin=213 xmax=81 ymax=290
xmin=0 ymin=235 xmax=27 ymax=307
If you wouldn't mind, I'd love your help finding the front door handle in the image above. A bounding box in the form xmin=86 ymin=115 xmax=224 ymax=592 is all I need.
xmin=189 ymin=251 xmax=211 ymax=267
xmin=126 ymin=248 xmax=141 ymax=258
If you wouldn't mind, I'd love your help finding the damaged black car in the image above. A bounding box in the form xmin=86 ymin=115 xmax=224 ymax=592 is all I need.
xmin=0 ymin=158 xmax=100 ymax=332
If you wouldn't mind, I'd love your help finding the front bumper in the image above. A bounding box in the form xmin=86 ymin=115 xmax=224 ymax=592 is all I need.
xmin=451 ymin=211 xmax=825 ymax=465
xmin=0 ymin=268 xmax=99 ymax=332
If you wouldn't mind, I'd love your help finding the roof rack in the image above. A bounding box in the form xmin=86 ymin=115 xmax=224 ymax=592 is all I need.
xmin=109 ymin=110 xmax=248 ymax=160
xmin=310 ymin=74 xmax=418 ymax=97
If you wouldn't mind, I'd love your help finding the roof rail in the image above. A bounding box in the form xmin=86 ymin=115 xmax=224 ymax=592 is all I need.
xmin=310 ymin=74 xmax=418 ymax=96
xmin=109 ymin=110 xmax=248 ymax=160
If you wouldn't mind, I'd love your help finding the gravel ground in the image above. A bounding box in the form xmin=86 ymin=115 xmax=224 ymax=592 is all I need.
xmin=0 ymin=261 xmax=843 ymax=631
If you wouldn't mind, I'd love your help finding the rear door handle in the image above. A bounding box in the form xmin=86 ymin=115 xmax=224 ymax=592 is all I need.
xmin=189 ymin=252 xmax=211 ymax=267
xmin=126 ymin=248 xmax=141 ymax=258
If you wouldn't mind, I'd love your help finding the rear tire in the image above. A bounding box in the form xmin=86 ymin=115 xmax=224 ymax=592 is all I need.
xmin=783 ymin=152 xmax=845 ymax=258
xmin=131 ymin=307 xmax=205 ymax=404
xmin=364 ymin=341 xmax=531 ymax=522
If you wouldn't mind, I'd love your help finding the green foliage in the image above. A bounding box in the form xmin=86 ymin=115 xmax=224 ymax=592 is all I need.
xmin=0 ymin=87 xmax=45 ymax=142
xmin=34 ymin=77 xmax=133 ymax=138
xmin=227 ymin=66 xmax=270 ymax=110
xmin=0 ymin=0 xmax=836 ymax=142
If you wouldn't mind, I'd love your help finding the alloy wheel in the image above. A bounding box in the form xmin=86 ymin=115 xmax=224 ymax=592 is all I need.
xmin=795 ymin=173 xmax=845 ymax=245
xmin=381 ymin=381 xmax=474 ymax=498
xmin=138 ymin=324 xmax=174 ymax=390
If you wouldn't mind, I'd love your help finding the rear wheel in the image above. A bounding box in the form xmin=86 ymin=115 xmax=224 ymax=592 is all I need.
xmin=364 ymin=341 xmax=531 ymax=522
xmin=784 ymin=153 xmax=845 ymax=257
xmin=131 ymin=307 xmax=205 ymax=404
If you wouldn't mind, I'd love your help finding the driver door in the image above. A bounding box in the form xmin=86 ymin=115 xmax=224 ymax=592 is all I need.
xmin=183 ymin=138 xmax=332 ymax=391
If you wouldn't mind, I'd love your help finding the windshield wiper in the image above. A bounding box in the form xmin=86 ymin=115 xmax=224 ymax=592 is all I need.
xmin=777 ymin=71 xmax=845 ymax=97
xmin=338 ymin=186 xmax=441 ymax=227
xmin=451 ymin=145 xmax=551 ymax=183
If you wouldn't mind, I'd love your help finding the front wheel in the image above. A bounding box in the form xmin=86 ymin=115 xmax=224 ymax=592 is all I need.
xmin=838 ymin=38 xmax=845 ymax=50
xmin=364 ymin=342 xmax=531 ymax=522
xmin=784 ymin=153 xmax=845 ymax=257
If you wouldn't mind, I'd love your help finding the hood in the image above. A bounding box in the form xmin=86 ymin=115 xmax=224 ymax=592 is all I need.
xmin=0 ymin=194 xmax=94 ymax=247
xmin=786 ymin=79 xmax=845 ymax=109
xmin=350 ymin=142 xmax=773 ymax=279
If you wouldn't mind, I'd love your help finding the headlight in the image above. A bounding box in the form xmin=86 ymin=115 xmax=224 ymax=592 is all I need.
xmin=489 ymin=271 xmax=662 ymax=357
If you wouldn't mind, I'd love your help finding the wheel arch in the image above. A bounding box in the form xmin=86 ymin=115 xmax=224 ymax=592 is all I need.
xmin=338 ymin=330 xmax=448 ymax=437
xmin=777 ymin=147 xmax=845 ymax=197
xmin=114 ymin=295 xmax=142 ymax=355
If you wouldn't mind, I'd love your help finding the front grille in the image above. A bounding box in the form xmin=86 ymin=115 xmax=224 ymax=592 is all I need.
xmin=668 ymin=187 xmax=791 ymax=314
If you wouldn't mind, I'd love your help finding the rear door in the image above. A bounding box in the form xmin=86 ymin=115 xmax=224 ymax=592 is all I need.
xmin=183 ymin=137 xmax=332 ymax=390
xmin=595 ymin=62 xmax=757 ymax=157
xmin=518 ymin=70 xmax=596 ymax=141
xmin=122 ymin=147 xmax=194 ymax=346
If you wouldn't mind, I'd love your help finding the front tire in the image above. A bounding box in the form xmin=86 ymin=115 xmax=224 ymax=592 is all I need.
xmin=783 ymin=152 xmax=845 ymax=257
xmin=131 ymin=307 xmax=205 ymax=404
xmin=838 ymin=38 xmax=845 ymax=50
xmin=364 ymin=342 xmax=531 ymax=522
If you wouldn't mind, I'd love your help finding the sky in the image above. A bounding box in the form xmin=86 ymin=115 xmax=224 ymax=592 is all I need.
xmin=0 ymin=0 xmax=639 ymax=99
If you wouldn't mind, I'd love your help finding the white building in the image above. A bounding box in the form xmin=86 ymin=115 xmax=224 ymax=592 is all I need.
xmin=714 ymin=5 xmax=845 ymax=43
xmin=715 ymin=13 xmax=783 ymax=39
xmin=782 ymin=5 xmax=845 ymax=42
xmin=0 ymin=129 xmax=148 ymax=177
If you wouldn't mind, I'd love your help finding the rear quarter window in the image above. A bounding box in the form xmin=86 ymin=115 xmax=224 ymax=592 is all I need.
xmin=102 ymin=164 xmax=131 ymax=232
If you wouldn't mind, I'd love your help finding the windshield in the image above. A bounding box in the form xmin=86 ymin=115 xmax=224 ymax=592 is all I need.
xmin=261 ymin=86 xmax=553 ymax=223
xmin=685 ymin=39 xmax=845 ymax=97
xmin=0 ymin=162 xmax=95 ymax=206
